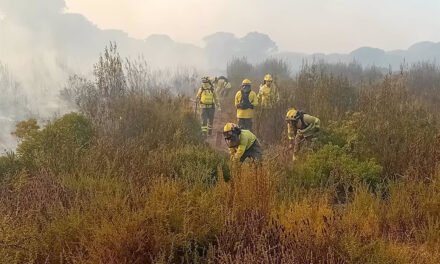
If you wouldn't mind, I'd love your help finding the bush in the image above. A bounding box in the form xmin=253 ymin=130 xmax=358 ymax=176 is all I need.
xmin=0 ymin=151 xmax=23 ymax=180
xmin=294 ymin=63 xmax=360 ymax=123
xmin=356 ymin=75 xmax=440 ymax=178
xmin=382 ymin=175 xmax=440 ymax=242
xmin=16 ymin=113 xmax=94 ymax=173
xmin=145 ymin=144 xmax=229 ymax=185
xmin=110 ymin=93 xmax=201 ymax=145
xmin=287 ymin=144 xmax=383 ymax=191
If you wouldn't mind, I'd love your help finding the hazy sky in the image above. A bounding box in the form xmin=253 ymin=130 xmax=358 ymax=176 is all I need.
xmin=64 ymin=0 xmax=440 ymax=53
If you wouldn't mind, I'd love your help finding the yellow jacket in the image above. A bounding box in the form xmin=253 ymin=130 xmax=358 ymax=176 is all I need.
xmin=215 ymin=79 xmax=232 ymax=97
xmin=288 ymin=114 xmax=320 ymax=140
xmin=258 ymin=83 xmax=279 ymax=109
xmin=235 ymin=89 xmax=258 ymax=118
xmin=229 ymin=129 xmax=256 ymax=160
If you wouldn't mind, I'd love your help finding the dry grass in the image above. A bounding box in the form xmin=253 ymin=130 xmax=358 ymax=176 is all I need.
xmin=1 ymin=49 xmax=440 ymax=263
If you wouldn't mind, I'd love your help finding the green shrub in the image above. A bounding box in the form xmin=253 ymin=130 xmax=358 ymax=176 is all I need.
xmin=0 ymin=152 xmax=23 ymax=180
xmin=289 ymin=144 xmax=383 ymax=190
xmin=16 ymin=113 xmax=94 ymax=173
xmin=145 ymin=144 xmax=229 ymax=186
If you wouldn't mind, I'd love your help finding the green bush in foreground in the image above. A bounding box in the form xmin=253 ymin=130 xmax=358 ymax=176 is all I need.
xmin=16 ymin=113 xmax=94 ymax=173
xmin=287 ymin=144 xmax=383 ymax=191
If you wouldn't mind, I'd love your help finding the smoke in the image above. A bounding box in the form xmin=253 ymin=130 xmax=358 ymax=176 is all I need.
xmin=2 ymin=0 xmax=437 ymax=151
xmin=0 ymin=0 xmax=279 ymax=149
xmin=0 ymin=0 xmax=207 ymax=150
xmin=204 ymin=32 xmax=278 ymax=72
xmin=0 ymin=0 xmax=65 ymax=25
xmin=0 ymin=0 xmax=73 ymax=150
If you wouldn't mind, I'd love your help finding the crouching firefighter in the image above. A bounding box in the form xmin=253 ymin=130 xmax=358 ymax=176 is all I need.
xmin=196 ymin=77 xmax=219 ymax=136
xmin=286 ymin=108 xmax=321 ymax=161
xmin=235 ymin=79 xmax=258 ymax=131
xmin=223 ymin=123 xmax=262 ymax=163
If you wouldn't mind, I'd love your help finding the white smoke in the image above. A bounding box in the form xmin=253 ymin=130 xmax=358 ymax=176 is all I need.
xmin=0 ymin=0 xmax=281 ymax=151
xmin=0 ymin=0 xmax=77 ymax=150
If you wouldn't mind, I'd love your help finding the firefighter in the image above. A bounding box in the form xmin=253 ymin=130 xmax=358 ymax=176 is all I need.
xmin=213 ymin=76 xmax=232 ymax=109
xmin=223 ymin=122 xmax=262 ymax=162
xmin=258 ymin=74 xmax=279 ymax=109
xmin=234 ymin=79 xmax=258 ymax=131
xmin=196 ymin=77 xmax=219 ymax=136
xmin=286 ymin=108 xmax=321 ymax=161
xmin=256 ymin=74 xmax=280 ymax=143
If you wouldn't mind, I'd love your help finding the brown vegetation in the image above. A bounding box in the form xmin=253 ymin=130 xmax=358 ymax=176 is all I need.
xmin=1 ymin=46 xmax=439 ymax=263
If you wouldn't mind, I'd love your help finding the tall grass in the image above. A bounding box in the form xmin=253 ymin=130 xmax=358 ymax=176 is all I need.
xmin=1 ymin=45 xmax=440 ymax=263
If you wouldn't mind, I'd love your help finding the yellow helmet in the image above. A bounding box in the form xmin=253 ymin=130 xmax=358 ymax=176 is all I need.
xmin=286 ymin=108 xmax=298 ymax=121
xmin=242 ymin=79 xmax=252 ymax=85
xmin=264 ymin=74 xmax=273 ymax=81
xmin=223 ymin=123 xmax=241 ymax=146
xmin=223 ymin=122 xmax=237 ymax=132
xmin=223 ymin=122 xmax=241 ymax=135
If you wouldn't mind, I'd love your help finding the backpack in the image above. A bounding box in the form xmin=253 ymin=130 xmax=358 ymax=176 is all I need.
xmin=239 ymin=87 xmax=254 ymax=109
xmin=200 ymin=86 xmax=214 ymax=105
xmin=293 ymin=111 xmax=308 ymax=129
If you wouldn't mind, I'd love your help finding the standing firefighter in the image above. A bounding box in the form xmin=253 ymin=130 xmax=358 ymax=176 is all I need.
xmin=258 ymin=74 xmax=279 ymax=109
xmin=286 ymin=108 xmax=321 ymax=161
xmin=223 ymin=123 xmax=262 ymax=162
xmin=256 ymin=74 xmax=280 ymax=143
xmin=196 ymin=77 xmax=218 ymax=136
xmin=235 ymin=79 xmax=258 ymax=131
xmin=213 ymin=76 xmax=232 ymax=109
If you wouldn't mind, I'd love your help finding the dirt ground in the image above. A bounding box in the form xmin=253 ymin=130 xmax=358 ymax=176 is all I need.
xmin=205 ymin=106 xmax=233 ymax=153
